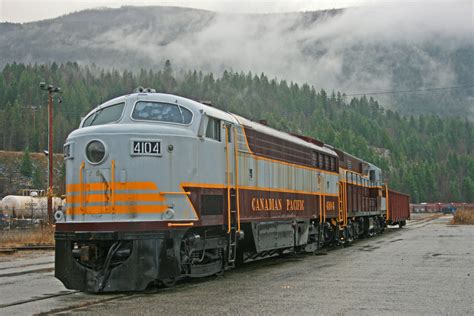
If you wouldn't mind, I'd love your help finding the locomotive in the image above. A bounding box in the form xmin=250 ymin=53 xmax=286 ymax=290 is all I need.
xmin=55 ymin=90 xmax=410 ymax=292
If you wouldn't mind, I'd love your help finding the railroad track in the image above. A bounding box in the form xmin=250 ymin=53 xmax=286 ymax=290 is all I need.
xmin=0 ymin=291 xmax=79 ymax=309
xmin=38 ymin=293 xmax=138 ymax=315
xmin=0 ymin=290 xmax=140 ymax=315
xmin=0 ymin=245 xmax=54 ymax=254
xmin=0 ymin=218 xmax=440 ymax=314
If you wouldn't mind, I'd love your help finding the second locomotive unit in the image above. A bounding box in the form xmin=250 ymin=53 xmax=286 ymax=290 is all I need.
xmin=55 ymin=90 xmax=409 ymax=292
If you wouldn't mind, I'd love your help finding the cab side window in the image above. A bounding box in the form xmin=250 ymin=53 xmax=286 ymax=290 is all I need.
xmin=83 ymin=102 xmax=125 ymax=127
xmin=206 ymin=117 xmax=221 ymax=141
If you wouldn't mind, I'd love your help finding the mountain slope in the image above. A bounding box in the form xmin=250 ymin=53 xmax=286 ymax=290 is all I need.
xmin=0 ymin=4 xmax=473 ymax=118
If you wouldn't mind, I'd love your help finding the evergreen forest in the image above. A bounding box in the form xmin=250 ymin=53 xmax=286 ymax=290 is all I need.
xmin=0 ymin=62 xmax=472 ymax=202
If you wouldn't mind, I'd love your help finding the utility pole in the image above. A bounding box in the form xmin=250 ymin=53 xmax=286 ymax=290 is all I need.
xmin=40 ymin=82 xmax=61 ymax=224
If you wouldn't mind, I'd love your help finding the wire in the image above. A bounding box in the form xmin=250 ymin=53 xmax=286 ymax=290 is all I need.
xmin=345 ymin=84 xmax=474 ymax=97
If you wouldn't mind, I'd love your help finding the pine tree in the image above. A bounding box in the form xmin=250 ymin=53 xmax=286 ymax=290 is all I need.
xmin=32 ymin=163 xmax=44 ymax=189
xmin=20 ymin=147 xmax=33 ymax=177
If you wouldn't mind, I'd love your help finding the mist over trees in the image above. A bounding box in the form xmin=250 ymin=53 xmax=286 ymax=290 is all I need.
xmin=0 ymin=5 xmax=472 ymax=119
xmin=0 ymin=62 xmax=472 ymax=203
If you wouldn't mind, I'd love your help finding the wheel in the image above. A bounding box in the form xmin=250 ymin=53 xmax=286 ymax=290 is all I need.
xmin=160 ymin=278 xmax=177 ymax=288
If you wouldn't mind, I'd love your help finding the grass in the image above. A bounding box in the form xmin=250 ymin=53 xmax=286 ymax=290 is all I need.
xmin=452 ymin=207 xmax=474 ymax=225
xmin=0 ymin=227 xmax=55 ymax=248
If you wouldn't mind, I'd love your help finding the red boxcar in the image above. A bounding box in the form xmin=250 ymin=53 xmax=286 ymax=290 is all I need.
xmin=387 ymin=189 xmax=410 ymax=226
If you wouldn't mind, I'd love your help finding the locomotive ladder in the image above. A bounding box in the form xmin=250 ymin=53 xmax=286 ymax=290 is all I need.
xmin=227 ymin=188 xmax=238 ymax=267
xmin=225 ymin=125 xmax=241 ymax=268
xmin=338 ymin=182 xmax=344 ymax=223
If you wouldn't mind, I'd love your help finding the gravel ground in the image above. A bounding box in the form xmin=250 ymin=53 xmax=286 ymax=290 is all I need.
xmin=1 ymin=215 xmax=472 ymax=315
xmin=67 ymin=215 xmax=473 ymax=315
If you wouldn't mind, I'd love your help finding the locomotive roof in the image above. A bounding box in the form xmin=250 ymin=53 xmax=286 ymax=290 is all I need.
xmin=231 ymin=114 xmax=337 ymax=156
xmin=83 ymin=92 xmax=336 ymax=157
xmin=133 ymin=92 xmax=337 ymax=156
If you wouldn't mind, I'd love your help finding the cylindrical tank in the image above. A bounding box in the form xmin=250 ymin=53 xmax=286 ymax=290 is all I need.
xmin=1 ymin=195 xmax=64 ymax=219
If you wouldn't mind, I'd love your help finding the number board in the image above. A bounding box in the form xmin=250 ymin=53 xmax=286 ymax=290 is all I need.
xmin=131 ymin=139 xmax=162 ymax=156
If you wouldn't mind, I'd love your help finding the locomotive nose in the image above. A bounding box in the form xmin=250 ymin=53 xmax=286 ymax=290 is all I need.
xmin=64 ymin=126 xmax=196 ymax=221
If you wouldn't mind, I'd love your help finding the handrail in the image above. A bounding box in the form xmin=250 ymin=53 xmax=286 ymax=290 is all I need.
xmin=225 ymin=126 xmax=231 ymax=233
xmin=345 ymin=171 xmax=349 ymax=226
xmin=323 ymin=195 xmax=326 ymax=222
xmin=168 ymin=222 xmax=194 ymax=227
xmin=233 ymin=127 xmax=241 ymax=232
xmin=322 ymin=174 xmax=326 ymax=222
xmin=338 ymin=182 xmax=343 ymax=223
xmin=160 ymin=191 xmax=191 ymax=195
xmin=318 ymin=174 xmax=323 ymax=224
xmin=79 ymin=161 xmax=85 ymax=214
xmin=385 ymin=184 xmax=390 ymax=222
xmin=111 ymin=160 xmax=115 ymax=213
xmin=319 ymin=194 xmax=322 ymax=224
xmin=344 ymin=180 xmax=348 ymax=226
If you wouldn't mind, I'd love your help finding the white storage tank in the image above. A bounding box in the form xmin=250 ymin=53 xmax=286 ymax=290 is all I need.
xmin=1 ymin=195 xmax=64 ymax=219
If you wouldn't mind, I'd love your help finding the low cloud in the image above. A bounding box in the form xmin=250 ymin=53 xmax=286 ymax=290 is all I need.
xmin=91 ymin=2 xmax=471 ymax=98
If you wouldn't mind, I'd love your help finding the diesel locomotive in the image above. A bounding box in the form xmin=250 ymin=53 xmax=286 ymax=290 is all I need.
xmin=55 ymin=90 xmax=410 ymax=292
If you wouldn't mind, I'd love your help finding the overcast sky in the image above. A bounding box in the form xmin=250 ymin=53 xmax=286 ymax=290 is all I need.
xmin=0 ymin=0 xmax=457 ymax=23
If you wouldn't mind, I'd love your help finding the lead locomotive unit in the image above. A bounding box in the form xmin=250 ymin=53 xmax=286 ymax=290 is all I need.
xmin=55 ymin=90 xmax=409 ymax=292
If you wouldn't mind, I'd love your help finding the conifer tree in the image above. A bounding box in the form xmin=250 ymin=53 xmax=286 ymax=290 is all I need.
xmin=20 ymin=147 xmax=33 ymax=177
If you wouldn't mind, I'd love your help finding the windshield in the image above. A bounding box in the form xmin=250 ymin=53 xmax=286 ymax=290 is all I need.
xmin=131 ymin=101 xmax=193 ymax=124
xmin=83 ymin=103 xmax=125 ymax=127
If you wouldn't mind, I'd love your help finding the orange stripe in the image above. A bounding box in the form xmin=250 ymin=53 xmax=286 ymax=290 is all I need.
xmin=180 ymin=182 xmax=339 ymax=197
xmin=66 ymin=204 xmax=167 ymax=215
xmin=79 ymin=193 xmax=165 ymax=203
xmin=160 ymin=191 xmax=191 ymax=195
xmin=238 ymin=185 xmax=338 ymax=196
xmin=181 ymin=182 xmax=226 ymax=189
xmin=167 ymin=222 xmax=194 ymax=227
xmin=67 ymin=181 xmax=158 ymax=193
xmin=340 ymin=180 xmax=381 ymax=188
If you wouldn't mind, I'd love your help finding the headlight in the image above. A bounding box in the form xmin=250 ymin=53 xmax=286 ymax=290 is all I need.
xmin=86 ymin=140 xmax=106 ymax=164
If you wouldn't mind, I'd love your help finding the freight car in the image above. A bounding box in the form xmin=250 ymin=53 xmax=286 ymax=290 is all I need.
xmin=386 ymin=189 xmax=410 ymax=227
xmin=55 ymin=90 xmax=410 ymax=292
